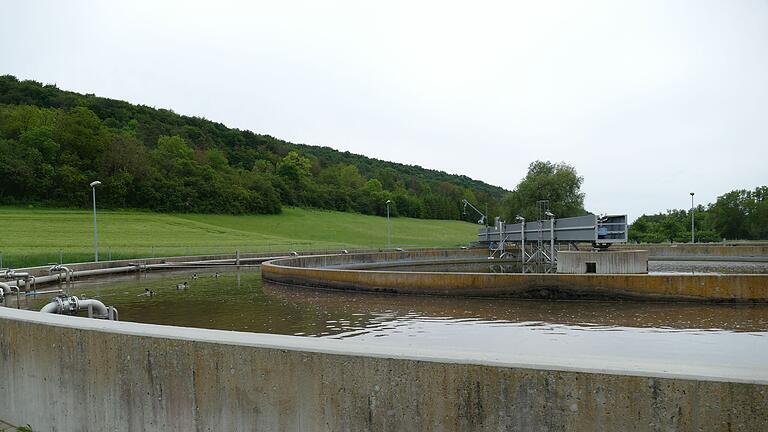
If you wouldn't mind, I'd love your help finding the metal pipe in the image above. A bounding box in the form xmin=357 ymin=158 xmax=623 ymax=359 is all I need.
xmin=39 ymin=295 xmax=114 ymax=319
xmin=2 ymin=270 xmax=30 ymax=280
xmin=49 ymin=265 xmax=72 ymax=284
xmin=4 ymin=272 xmax=35 ymax=298
xmin=8 ymin=274 xmax=32 ymax=288
xmin=91 ymin=180 xmax=102 ymax=262
xmin=40 ymin=301 xmax=59 ymax=313
xmin=1 ymin=279 xmax=20 ymax=308
xmin=78 ymin=299 xmax=109 ymax=317
xmin=0 ymin=281 xmax=8 ymax=304
xmin=4 ymin=265 xmax=158 ymax=290
xmin=461 ymin=199 xmax=487 ymax=225
xmin=516 ymin=217 xmax=526 ymax=268
xmin=550 ymin=218 xmax=555 ymax=271
xmin=93 ymin=186 xmax=98 ymax=261
xmin=690 ymin=192 xmax=695 ymax=244
xmin=544 ymin=211 xmax=556 ymax=272
xmin=108 ymin=306 xmax=119 ymax=321
xmin=386 ymin=199 xmax=391 ymax=249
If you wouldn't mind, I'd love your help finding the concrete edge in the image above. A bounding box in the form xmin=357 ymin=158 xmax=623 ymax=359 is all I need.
xmin=326 ymin=257 xmax=519 ymax=270
xmin=266 ymin=260 xmax=768 ymax=278
xmin=2 ymin=307 xmax=764 ymax=386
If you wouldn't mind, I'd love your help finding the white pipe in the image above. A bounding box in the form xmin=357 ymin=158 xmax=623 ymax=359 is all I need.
xmin=40 ymin=302 xmax=59 ymax=313
xmin=13 ymin=276 xmax=34 ymax=289
xmin=39 ymin=296 xmax=113 ymax=319
xmin=0 ymin=282 xmax=10 ymax=295
xmin=78 ymin=299 xmax=108 ymax=317
xmin=5 ymin=265 xmax=153 ymax=289
xmin=49 ymin=265 xmax=72 ymax=283
xmin=550 ymin=217 xmax=556 ymax=272
xmin=2 ymin=270 xmax=30 ymax=282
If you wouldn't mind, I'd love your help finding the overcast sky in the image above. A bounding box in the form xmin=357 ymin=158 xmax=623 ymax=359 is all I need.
xmin=2 ymin=0 xmax=766 ymax=220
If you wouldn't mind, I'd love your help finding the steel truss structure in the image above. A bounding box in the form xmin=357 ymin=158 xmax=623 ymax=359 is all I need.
xmin=477 ymin=214 xmax=628 ymax=273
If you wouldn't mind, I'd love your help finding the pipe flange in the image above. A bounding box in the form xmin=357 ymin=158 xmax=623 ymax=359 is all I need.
xmin=54 ymin=295 xmax=79 ymax=315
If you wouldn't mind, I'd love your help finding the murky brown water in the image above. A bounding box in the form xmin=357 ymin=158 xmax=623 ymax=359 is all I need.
xmin=19 ymin=267 xmax=768 ymax=374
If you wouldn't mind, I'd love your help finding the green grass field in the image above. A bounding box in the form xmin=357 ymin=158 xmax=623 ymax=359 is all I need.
xmin=0 ymin=207 xmax=478 ymax=268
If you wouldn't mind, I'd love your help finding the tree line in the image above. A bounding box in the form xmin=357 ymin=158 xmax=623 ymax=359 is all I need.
xmin=0 ymin=75 xmax=506 ymax=220
xmin=629 ymin=186 xmax=768 ymax=242
xmin=6 ymin=75 xmax=761 ymax=241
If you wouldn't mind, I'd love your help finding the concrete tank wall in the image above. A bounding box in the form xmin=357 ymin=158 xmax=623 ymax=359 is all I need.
xmin=613 ymin=243 xmax=768 ymax=258
xmin=262 ymin=252 xmax=768 ymax=302
xmin=0 ymin=308 xmax=765 ymax=432
xmin=284 ymin=248 xmax=488 ymax=269
xmin=8 ymin=248 xmax=483 ymax=288
xmin=557 ymin=250 xmax=649 ymax=274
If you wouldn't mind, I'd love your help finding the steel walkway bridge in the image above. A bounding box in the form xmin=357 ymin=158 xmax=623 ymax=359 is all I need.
xmin=476 ymin=214 xmax=628 ymax=272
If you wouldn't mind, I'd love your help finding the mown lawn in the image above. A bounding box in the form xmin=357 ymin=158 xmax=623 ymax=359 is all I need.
xmin=0 ymin=207 xmax=479 ymax=267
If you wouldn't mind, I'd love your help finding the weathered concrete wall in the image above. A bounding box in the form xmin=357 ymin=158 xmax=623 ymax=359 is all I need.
xmin=558 ymin=250 xmax=649 ymax=274
xmin=262 ymin=252 xmax=768 ymax=302
xmin=11 ymin=250 xmax=334 ymax=279
xmin=0 ymin=308 xmax=765 ymax=432
xmin=12 ymin=248 xmax=478 ymax=282
xmin=286 ymin=248 xmax=488 ymax=269
xmin=614 ymin=243 xmax=768 ymax=258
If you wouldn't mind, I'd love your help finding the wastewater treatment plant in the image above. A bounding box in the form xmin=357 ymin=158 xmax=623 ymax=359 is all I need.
xmin=0 ymin=211 xmax=766 ymax=431
xmin=2 ymin=6 xmax=768 ymax=427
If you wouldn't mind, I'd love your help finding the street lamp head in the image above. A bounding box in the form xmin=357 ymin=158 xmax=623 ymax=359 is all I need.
xmin=690 ymin=192 xmax=694 ymax=196
xmin=515 ymin=215 xmax=525 ymax=222
xmin=544 ymin=211 xmax=555 ymax=218
xmin=386 ymin=199 xmax=391 ymax=204
xmin=90 ymin=181 xmax=102 ymax=188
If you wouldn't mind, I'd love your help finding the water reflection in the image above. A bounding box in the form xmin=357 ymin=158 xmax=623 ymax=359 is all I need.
xmin=262 ymin=281 xmax=768 ymax=333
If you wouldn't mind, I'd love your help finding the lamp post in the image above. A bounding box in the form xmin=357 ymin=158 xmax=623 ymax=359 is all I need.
xmin=545 ymin=211 xmax=555 ymax=271
xmin=515 ymin=215 xmax=525 ymax=268
xmin=690 ymin=192 xmax=695 ymax=244
xmin=90 ymin=181 xmax=102 ymax=262
xmin=386 ymin=200 xmax=391 ymax=249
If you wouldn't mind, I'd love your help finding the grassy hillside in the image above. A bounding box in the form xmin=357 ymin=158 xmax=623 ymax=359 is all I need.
xmin=0 ymin=207 xmax=479 ymax=268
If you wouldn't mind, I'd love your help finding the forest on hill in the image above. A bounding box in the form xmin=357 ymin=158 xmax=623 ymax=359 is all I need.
xmin=4 ymin=75 xmax=763 ymax=242
xmin=0 ymin=75 xmax=506 ymax=220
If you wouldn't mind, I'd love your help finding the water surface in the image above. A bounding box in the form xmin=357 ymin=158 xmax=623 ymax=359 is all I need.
xmin=21 ymin=267 xmax=768 ymax=377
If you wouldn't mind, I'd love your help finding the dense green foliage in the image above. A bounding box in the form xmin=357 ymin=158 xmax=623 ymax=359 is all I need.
xmin=0 ymin=75 xmax=506 ymax=220
xmin=629 ymin=186 xmax=768 ymax=242
xmin=501 ymin=161 xmax=588 ymax=221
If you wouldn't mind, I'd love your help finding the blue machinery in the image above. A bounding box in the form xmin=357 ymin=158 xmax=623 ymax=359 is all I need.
xmin=476 ymin=214 xmax=628 ymax=272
